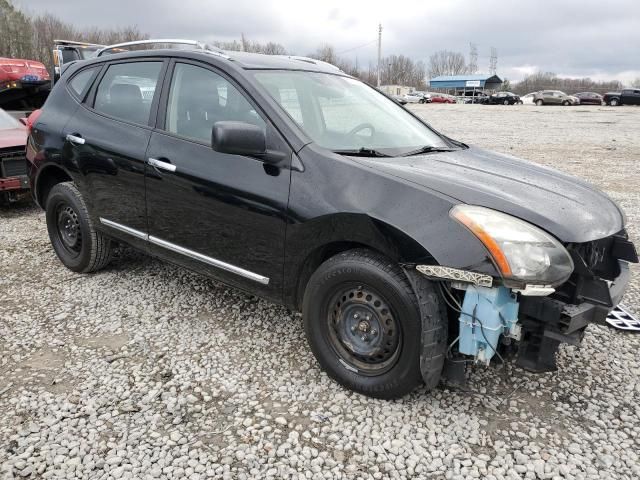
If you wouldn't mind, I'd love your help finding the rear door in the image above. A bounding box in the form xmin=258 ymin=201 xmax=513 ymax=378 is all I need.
xmin=63 ymin=59 xmax=166 ymax=249
xmin=144 ymin=60 xmax=292 ymax=301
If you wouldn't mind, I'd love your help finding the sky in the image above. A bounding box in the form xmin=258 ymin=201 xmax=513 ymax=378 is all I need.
xmin=15 ymin=0 xmax=640 ymax=84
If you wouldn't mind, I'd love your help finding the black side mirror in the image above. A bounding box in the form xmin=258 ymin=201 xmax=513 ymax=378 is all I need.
xmin=212 ymin=121 xmax=266 ymax=158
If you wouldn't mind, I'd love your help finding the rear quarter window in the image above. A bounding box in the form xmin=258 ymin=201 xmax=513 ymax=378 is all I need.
xmin=68 ymin=67 xmax=100 ymax=99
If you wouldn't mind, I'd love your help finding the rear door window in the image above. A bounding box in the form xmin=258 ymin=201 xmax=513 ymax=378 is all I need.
xmin=94 ymin=61 xmax=163 ymax=125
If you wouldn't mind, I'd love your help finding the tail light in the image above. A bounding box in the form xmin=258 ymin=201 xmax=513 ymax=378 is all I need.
xmin=26 ymin=109 xmax=42 ymax=136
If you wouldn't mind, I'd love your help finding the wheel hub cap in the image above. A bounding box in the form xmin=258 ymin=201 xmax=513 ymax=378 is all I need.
xmin=57 ymin=205 xmax=81 ymax=251
xmin=328 ymin=286 xmax=400 ymax=373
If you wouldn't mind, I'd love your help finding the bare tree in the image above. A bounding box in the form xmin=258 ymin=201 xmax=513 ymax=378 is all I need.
xmin=309 ymin=44 xmax=339 ymax=65
xmin=213 ymin=36 xmax=286 ymax=55
xmin=1 ymin=1 xmax=147 ymax=72
xmin=428 ymin=50 xmax=468 ymax=78
xmin=0 ymin=0 xmax=35 ymax=59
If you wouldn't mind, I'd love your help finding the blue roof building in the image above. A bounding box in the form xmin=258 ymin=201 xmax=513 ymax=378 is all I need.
xmin=429 ymin=74 xmax=502 ymax=90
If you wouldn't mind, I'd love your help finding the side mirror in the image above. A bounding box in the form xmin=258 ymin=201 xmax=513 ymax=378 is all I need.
xmin=212 ymin=121 xmax=266 ymax=158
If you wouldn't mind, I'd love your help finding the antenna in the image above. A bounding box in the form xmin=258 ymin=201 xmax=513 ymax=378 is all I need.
xmin=489 ymin=47 xmax=498 ymax=75
xmin=469 ymin=43 xmax=478 ymax=74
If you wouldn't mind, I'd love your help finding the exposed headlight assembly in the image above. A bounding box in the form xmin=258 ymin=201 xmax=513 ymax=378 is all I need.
xmin=451 ymin=205 xmax=574 ymax=286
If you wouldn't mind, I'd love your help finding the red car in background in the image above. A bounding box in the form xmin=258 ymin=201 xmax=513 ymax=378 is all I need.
xmin=430 ymin=93 xmax=456 ymax=104
xmin=0 ymin=57 xmax=49 ymax=89
xmin=0 ymin=58 xmax=50 ymax=109
xmin=0 ymin=108 xmax=29 ymax=205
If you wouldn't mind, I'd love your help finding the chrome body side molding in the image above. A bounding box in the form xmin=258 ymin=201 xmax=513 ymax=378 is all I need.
xmin=99 ymin=217 xmax=148 ymax=240
xmin=99 ymin=217 xmax=269 ymax=285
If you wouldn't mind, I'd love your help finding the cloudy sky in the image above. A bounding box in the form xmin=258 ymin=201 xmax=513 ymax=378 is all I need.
xmin=16 ymin=0 xmax=640 ymax=83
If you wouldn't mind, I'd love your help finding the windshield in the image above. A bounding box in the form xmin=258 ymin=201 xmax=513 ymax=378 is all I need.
xmin=253 ymin=71 xmax=450 ymax=155
xmin=0 ymin=109 xmax=21 ymax=130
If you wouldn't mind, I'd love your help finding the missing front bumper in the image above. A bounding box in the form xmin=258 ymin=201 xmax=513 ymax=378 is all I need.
xmin=516 ymin=261 xmax=631 ymax=372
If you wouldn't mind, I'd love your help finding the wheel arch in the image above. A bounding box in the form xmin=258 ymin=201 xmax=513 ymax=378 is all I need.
xmin=286 ymin=214 xmax=438 ymax=310
xmin=34 ymin=163 xmax=74 ymax=209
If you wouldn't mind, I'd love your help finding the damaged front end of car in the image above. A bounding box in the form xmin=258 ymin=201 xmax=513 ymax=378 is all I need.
xmin=413 ymin=205 xmax=638 ymax=384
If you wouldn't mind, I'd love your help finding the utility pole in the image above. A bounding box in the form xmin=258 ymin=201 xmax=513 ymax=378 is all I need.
xmin=489 ymin=47 xmax=498 ymax=75
xmin=469 ymin=42 xmax=478 ymax=74
xmin=377 ymin=23 xmax=382 ymax=87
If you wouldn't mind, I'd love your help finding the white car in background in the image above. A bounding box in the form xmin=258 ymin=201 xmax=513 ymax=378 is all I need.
xmin=520 ymin=92 xmax=538 ymax=104
xmin=403 ymin=92 xmax=431 ymax=104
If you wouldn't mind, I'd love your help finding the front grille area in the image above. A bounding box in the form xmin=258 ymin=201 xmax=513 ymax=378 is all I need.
xmin=0 ymin=148 xmax=27 ymax=177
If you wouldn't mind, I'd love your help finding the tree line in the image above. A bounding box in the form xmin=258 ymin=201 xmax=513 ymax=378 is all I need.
xmin=0 ymin=0 xmax=147 ymax=73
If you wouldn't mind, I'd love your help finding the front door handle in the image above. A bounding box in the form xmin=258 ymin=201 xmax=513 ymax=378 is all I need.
xmin=66 ymin=134 xmax=85 ymax=145
xmin=148 ymin=157 xmax=176 ymax=173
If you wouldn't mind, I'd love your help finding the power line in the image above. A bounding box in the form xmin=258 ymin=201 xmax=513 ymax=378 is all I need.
xmin=336 ymin=38 xmax=377 ymax=55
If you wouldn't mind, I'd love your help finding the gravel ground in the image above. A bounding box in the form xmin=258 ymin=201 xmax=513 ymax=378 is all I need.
xmin=1 ymin=104 xmax=639 ymax=480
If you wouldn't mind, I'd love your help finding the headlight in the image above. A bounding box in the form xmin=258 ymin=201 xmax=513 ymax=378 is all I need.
xmin=451 ymin=205 xmax=574 ymax=285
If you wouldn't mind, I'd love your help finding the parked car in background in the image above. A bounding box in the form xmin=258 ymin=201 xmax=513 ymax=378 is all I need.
xmin=392 ymin=94 xmax=407 ymax=105
xmin=462 ymin=91 xmax=489 ymax=104
xmin=401 ymin=93 xmax=422 ymax=104
xmin=603 ymin=89 xmax=640 ymax=106
xmin=429 ymin=93 xmax=456 ymax=104
xmin=0 ymin=58 xmax=50 ymax=109
xmin=520 ymin=92 xmax=538 ymax=105
xmin=0 ymin=108 xmax=28 ymax=205
xmin=488 ymin=92 xmax=521 ymax=105
xmin=573 ymin=92 xmax=603 ymax=105
xmin=52 ymin=40 xmax=106 ymax=83
xmin=406 ymin=92 xmax=431 ymax=103
xmin=533 ymin=90 xmax=579 ymax=106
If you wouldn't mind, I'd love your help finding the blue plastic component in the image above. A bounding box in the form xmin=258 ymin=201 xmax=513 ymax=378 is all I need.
xmin=458 ymin=285 xmax=520 ymax=364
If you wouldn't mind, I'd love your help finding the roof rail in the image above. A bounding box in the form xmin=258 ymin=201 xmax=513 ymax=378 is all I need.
xmin=96 ymin=39 xmax=206 ymax=57
xmin=284 ymin=55 xmax=342 ymax=72
xmin=54 ymin=39 xmax=105 ymax=48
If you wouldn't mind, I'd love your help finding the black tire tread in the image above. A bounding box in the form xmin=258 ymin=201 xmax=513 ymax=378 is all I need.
xmin=48 ymin=182 xmax=112 ymax=273
xmin=303 ymin=248 xmax=446 ymax=398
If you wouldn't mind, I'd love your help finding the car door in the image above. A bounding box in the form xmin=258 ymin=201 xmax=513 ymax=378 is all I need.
xmin=144 ymin=60 xmax=291 ymax=301
xmin=63 ymin=59 xmax=166 ymax=250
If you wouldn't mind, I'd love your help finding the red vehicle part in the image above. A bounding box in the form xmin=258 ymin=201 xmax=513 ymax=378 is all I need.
xmin=0 ymin=176 xmax=26 ymax=191
xmin=0 ymin=58 xmax=50 ymax=87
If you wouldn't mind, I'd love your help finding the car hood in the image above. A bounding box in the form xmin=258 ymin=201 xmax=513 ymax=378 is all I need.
xmin=0 ymin=127 xmax=27 ymax=149
xmin=355 ymin=147 xmax=623 ymax=243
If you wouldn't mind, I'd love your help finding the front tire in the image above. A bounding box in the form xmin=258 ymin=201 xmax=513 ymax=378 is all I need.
xmin=536 ymin=99 xmax=544 ymax=106
xmin=45 ymin=182 xmax=113 ymax=273
xmin=302 ymin=249 xmax=444 ymax=399
xmin=503 ymin=99 xmax=509 ymax=105
xmin=610 ymin=98 xmax=619 ymax=106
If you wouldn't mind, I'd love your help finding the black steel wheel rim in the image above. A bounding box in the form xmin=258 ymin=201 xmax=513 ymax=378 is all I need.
xmin=326 ymin=285 xmax=401 ymax=375
xmin=55 ymin=202 xmax=82 ymax=256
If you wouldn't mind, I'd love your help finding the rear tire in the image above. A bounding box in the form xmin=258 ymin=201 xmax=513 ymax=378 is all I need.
xmin=536 ymin=99 xmax=544 ymax=106
xmin=302 ymin=249 xmax=445 ymax=399
xmin=45 ymin=182 xmax=113 ymax=273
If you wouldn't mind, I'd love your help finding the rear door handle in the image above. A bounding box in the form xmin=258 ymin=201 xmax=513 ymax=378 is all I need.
xmin=148 ymin=157 xmax=176 ymax=172
xmin=66 ymin=134 xmax=85 ymax=145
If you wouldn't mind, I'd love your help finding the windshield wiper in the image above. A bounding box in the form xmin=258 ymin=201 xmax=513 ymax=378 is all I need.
xmin=402 ymin=146 xmax=458 ymax=156
xmin=332 ymin=147 xmax=392 ymax=158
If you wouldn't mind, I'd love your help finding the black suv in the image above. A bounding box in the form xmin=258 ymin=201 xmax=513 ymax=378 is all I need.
xmin=26 ymin=48 xmax=637 ymax=399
